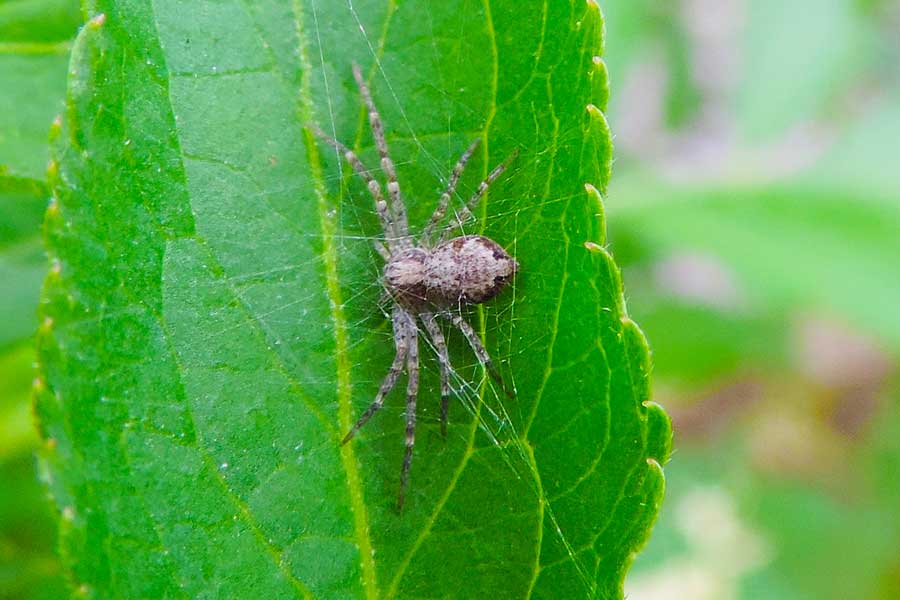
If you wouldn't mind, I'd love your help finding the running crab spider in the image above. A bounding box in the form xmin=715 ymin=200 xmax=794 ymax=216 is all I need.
xmin=312 ymin=64 xmax=518 ymax=511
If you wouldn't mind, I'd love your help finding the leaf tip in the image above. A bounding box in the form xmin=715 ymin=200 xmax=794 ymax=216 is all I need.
xmin=61 ymin=505 xmax=76 ymax=522
xmin=583 ymin=240 xmax=603 ymax=252
xmin=585 ymin=103 xmax=603 ymax=118
xmin=32 ymin=376 xmax=46 ymax=393
xmin=39 ymin=316 xmax=54 ymax=334
xmin=49 ymin=114 xmax=63 ymax=143
xmin=584 ymin=181 xmax=602 ymax=200
xmin=88 ymin=13 xmax=106 ymax=29
xmin=46 ymin=199 xmax=60 ymax=225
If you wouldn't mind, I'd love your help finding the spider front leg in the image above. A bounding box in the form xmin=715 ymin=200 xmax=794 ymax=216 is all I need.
xmin=373 ymin=240 xmax=390 ymax=261
xmin=352 ymin=63 xmax=410 ymax=240
xmin=310 ymin=125 xmax=398 ymax=248
xmin=420 ymin=139 xmax=481 ymax=245
xmin=438 ymin=149 xmax=519 ymax=243
xmin=341 ymin=307 xmax=410 ymax=445
xmin=443 ymin=311 xmax=513 ymax=398
xmin=397 ymin=314 xmax=420 ymax=512
xmin=420 ymin=312 xmax=452 ymax=437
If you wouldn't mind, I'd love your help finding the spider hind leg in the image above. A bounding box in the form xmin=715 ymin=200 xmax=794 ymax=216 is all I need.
xmin=341 ymin=307 xmax=410 ymax=445
xmin=421 ymin=312 xmax=452 ymax=438
xmin=444 ymin=311 xmax=514 ymax=399
xmin=397 ymin=316 xmax=420 ymax=512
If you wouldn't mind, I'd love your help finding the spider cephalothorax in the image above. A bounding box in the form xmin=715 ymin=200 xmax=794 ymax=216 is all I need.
xmin=313 ymin=63 xmax=518 ymax=511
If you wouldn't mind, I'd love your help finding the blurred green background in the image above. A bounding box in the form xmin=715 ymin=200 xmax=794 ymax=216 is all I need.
xmin=1 ymin=1 xmax=81 ymax=598
xmin=601 ymin=0 xmax=900 ymax=598
xmin=1 ymin=1 xmax=898 ymax=598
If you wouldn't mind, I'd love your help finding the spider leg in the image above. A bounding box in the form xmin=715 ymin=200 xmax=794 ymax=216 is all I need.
xmin=420 ymin=312 xmax=452 ymax=438
xmin=442 ymin=311 xmax=513 ymax=398
xmin=352 ymin=63 xmax=410 ymax=240
xmin=341 ymin=307 xmax=409 ymax=445
xmin=373 ymin=240 xmax=390 ymax=260
xmin=397 ymin=312 xmax=419 ymax=512
xmin=439 ymin=149 xmax=519 ymax=243
xmin=310 ymin=125 xmax=397 ymax=246
xmin=420 ymin=139 xmax=481 ymax=244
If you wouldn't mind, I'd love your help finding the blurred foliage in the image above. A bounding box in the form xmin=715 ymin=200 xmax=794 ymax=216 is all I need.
xmin=600 ymin=0 xmax=900 ymax=598
xmin=0 ymin=1 xmax=82 ymax=598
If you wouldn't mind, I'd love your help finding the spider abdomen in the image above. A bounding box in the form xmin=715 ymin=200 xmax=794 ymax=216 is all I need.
xmin=423 ymin=235 xmax=518 ymax=306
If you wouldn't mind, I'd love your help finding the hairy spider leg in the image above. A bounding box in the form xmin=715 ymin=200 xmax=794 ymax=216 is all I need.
xmin=420 ymin=138 xmax=481 ymax=244
xmin=398 ymin=315 xmax=420 ymax=512
xmin=420 ymin=312 xmax=452 ymax=437
xmin=341 ymin=307 xmax=411 ymax=445
xmin=439 ymin=149 xmax=520 ymax=243
xmin=443 ymin=311 xmax=514 ymax=398
xmin=373 ymin=240 xmax=390 ymax=260
xmin=310 ymin=125 xmax=398 ymax=248
xmin=352 ymin=63 xmax=410 ymax=242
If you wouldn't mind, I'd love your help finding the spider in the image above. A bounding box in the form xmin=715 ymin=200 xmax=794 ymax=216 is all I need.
xmin=312 ymin=64 xmax=519 ymax=511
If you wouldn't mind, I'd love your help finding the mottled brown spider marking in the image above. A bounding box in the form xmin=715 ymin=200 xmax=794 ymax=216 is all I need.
xmin=423 ymin=235 xmax=518 ymax=305
xmin=312 ymin=62 xmax=518 ymax=512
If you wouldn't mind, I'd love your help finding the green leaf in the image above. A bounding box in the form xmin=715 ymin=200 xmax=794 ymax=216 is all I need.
xmin=36 ymin=2 xmax=671 ymax=598
xmin=609 ymin=178 xmax=900 ymax=351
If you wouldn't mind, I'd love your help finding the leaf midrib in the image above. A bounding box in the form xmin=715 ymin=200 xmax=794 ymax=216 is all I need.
xmin=291 ymin=2 xmax=380 ymax=599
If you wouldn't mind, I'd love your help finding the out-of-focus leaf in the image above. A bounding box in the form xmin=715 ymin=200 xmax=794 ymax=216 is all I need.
xmin=0 ymin=0 xmax=82 ymax=44
xmin=610 ymin=179 xmax=900 ymax=350
xmin=0 ymin=0 xmax=81 ymax=350
xmin=631 ymin=399 xmax=900 ymax=600
xmin=0 ymin=0 xmax=75 ymax=179
xmin=0 ymin=181 xmax=47 ymax=350
xmin=0 ymin=344 xmax=38 ymax=459
xmin=736 ymin=0 xmax=868 ymax=141
xmin=802 ymin=96 xmax=900 ymax=200
xmin=0 ymin=344 xmax=63 ymax=600
xmin=0 ymin=444 xmax=68 ymax=600
xmin=602 ymin=0 xmax=700 ymax=128
xmin=626 ymin=300 xmax=786 ymax=387
xmin=0 ymin=3 xmax=83 ymax=600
